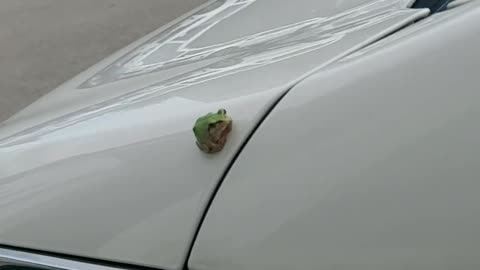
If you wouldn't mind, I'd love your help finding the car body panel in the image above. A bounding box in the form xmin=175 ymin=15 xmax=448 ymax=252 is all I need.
xmin=0 ymin=0 xmax=427 ymax=269
xmin=189 ymin=2 xmax=480 ymax=270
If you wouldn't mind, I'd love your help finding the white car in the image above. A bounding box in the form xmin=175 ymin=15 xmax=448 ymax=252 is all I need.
xmin=1 ymin=0 xmax=480 ymax=269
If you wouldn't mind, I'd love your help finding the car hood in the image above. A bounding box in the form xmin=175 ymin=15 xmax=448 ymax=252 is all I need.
xmin=0 ymin=0 xmax=427 ymax=269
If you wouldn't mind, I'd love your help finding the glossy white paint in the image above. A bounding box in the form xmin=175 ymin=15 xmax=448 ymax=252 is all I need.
xmin=0 ymin=0 xmax=427 ymax=269
xmin=190 ymin=2 xmax=480 ymax=270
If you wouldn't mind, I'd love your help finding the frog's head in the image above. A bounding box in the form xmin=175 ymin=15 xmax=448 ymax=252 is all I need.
xmin=217 ymin=109 xmax=227 ymax=116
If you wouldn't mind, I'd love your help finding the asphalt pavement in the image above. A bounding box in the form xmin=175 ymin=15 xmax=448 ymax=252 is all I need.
xmin=0 ymin=0 xmax=206 ymax=123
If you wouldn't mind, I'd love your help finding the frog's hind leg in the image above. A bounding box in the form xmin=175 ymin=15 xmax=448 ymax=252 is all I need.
xmin=196 ymin=141 xmax=211 ymax=153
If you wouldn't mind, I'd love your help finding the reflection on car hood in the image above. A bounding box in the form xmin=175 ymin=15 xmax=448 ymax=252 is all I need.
xmin=80 ymin=0 xmax=412 ymax=89
xmin=0 ymin=0 xmax=427 ymax=269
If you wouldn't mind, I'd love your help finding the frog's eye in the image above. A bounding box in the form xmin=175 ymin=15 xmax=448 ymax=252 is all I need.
xmin=218 ymin=109 xmax=227 ymax=115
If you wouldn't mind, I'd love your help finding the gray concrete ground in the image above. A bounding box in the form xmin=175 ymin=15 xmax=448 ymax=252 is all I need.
xmin=0 ymin=0 xmax=206 ymax=123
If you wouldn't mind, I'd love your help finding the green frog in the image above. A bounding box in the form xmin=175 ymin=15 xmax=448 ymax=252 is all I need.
xmin=193 ymin=109 xmax=233 ymax=153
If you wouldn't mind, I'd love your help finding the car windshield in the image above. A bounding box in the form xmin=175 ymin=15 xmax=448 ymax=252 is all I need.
xmin=411 ymin=0 xmax=453 ymax=13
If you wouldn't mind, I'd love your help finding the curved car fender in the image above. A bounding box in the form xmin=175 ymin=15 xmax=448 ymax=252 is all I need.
xmin=190 ymin=2 xmax=480 ymax=270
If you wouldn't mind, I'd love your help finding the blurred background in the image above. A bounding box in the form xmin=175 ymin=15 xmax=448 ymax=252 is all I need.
xmin=0 ymin=0 xmax=206 ymax=123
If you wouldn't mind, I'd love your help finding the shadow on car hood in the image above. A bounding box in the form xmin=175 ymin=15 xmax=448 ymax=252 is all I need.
xmin=0 ymin=0 xmax=427 ymax=269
